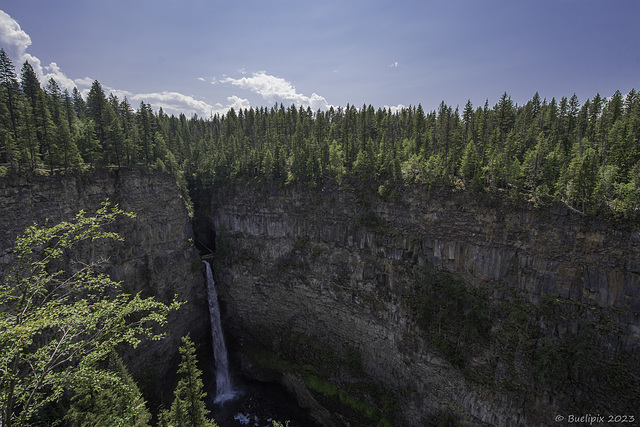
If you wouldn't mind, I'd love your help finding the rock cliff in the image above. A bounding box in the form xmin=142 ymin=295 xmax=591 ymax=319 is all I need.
xmin=2 ymin=170 xmax=637 ymax=425
xmin=0 ymin=169 xmax=209 ymax=407
xmin=209 ymin=181 xmax=640 ymax=426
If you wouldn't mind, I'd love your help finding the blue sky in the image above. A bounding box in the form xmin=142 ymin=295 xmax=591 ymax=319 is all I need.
xmin=1 ymin=1 xmax=638 ymax=116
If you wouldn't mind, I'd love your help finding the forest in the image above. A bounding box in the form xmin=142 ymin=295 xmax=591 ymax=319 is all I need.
xmin=1 ymin=49 xmax=639 ymax=220
xmin=1 ymin=46 xmax=640 ymax=425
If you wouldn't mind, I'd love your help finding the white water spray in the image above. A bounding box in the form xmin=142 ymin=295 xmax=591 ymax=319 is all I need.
xmin=203 ymin=260 xmax=235 ymax=403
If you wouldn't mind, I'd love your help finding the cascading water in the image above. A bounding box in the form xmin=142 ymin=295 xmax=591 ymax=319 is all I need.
xmin=200 ymin=261 xmax=315 ymax=425
xmin=203 ymin=260 xmax=235 ymax=403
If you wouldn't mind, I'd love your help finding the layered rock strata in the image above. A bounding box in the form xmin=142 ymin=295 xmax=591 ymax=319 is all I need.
xmin=210 ymin=182 xmax=640 ymax=426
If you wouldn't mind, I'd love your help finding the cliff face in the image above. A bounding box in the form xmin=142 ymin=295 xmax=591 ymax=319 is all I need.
xmin=210 ymin=182 xmax=640 ymax=426
xmin=3 ymin=171 xmax=637 ymax=424
xmin=0 ymin=169 xmax=209 ymax=405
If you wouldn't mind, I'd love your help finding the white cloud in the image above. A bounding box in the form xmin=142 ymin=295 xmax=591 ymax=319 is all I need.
xmin=74 ymin=77 xmax=94 ymax=88
xmin=389 ymin=61 xmax=399 ymax=68
xmin=0 ymin=10 xmax=242 ymax=117
xmin=0 ymin=10 xmax=257 ymax=117
xmin=40 ymin=61 xmax=78 ymax=91
xmin=384 ymin=104 xmax=406 ymax=114
xmin=0 ymin=10 xmax=77 ymax=92
xmin=107 ymin=88 xmax=248 ymax=117
xmin=197 ymin=77 xmax=206 ymax=82
xmin=96 ymin=84 xmax=249 ymax=118
xmin=139 ymin=92 xmax=211 ymax=116
xmin=221 ymin=95 xmax=251 ymax=113
xmin=0 ymin=10 xmax=31 ymax=60
xmin=221 ymin=71 xmax=331 ymax=110
xmin=122 ymin=90 xmax=217 ymax=117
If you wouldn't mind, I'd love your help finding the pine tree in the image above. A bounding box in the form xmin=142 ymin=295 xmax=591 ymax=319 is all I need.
xmin=86 ymin=80 xmax=109 ymax=159
xmin=0 ymin=49 xmax=21 ymax=144
xmin=18 ymin=92 xmax=40 ymax=170
xmin=78 ymin=118 xmax=101 ymax=168
xmin=72 ymin=87 xmax=86 ymax=119
xmin=459 ymin=139 xmax=479 ymax=186
xmin=162 ymin=335 xmax=218 ymax=427
xmin=119 ymin=97 xmax=139 ymax=165
xmin=105 ymin=94 xmax=124 ymax=167
xmin=0 ymin=85 xmax=17 ymax=168
xmin=21 ymin=61 xmax=56 ymax=173
xmin=66 ymin=352 xmax=152 ymax=427
xmin=566 ymin=141 xmax=599 ymax=212
xmin=45 ymin=78 xmax=82 ymax=170
xmin=137 ymin=102 xmax=156 ymax=166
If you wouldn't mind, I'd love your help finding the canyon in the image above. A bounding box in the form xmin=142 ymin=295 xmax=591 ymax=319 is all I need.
xmin=208 ymin=180 xmax=640 ymax=426
xmin=1 ymin=170 xmax=638 ymax=426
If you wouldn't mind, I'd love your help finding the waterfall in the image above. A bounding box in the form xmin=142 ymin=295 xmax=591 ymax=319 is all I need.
xmin=203 ymin=260 xmax=235 ymax=403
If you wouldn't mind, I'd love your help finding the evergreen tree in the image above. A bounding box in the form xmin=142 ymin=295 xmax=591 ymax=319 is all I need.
xmin=0 ymin=85 xmax=17 ymax=168
xmin=459 ymin=139 xmax=480 ymax=188
xmin=66 ymin=352 xmax=152 ymax=427
xmin=105 ymin=94 xmax=124 ymax=167
xmin=161 ymin=335 xmax=217 ymax=427
xmin=495 ymin=92 xmax=515 ymax=143
xmin=86 ymin=80 xmax=109 ymax=157
xmin=462 ymin=100 xmax=475 ymax=146
xmin=119 ymin=97 xmax=139 ymax=165
xmin=18 ymin=92 xmax=40 ymax=170
xmin=0 ymin=49 xmax=21 ymax=144
xmin=21 ymin=62 xmax=56 ymax=173
xmin=0 ymin=73 xmax=637 ymax=218
xmin=45 ymin=78 xmax=82 ymax=170
xmin=566 ymin=142 xmax=599 ymax=212
xmin=137 ymin=102 xmax=155 ymax=166
xmin=72 ymin=87 xmax=86 ymax=119
xmin=413 ymin=104 xmax=427 ymax=153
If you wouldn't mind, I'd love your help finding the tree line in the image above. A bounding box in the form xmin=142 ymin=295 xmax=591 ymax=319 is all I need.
xmin=0 ymin=49 xmax=170 ymax=173
xmin=1 ymin=48 xmax=639 ymax=219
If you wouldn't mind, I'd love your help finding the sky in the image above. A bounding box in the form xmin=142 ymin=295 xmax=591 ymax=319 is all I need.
xmin=1 ymin=1 xmax=638 ymax=117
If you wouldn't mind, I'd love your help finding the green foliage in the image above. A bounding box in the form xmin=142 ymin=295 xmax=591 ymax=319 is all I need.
xmin=1 ymin=51 xmax=637 ymax=220
xmin=65 ymin=352 xmax=151 ymax=427
xmin=162 ymin=335 xmax=218 ymax=427
xmin=408 ymin=269 xmax=492 ymax=368
xmin=0 ymin=200 xmax=182 ymax=426
xmin=431 ymin=410 xmax=461 ymax=427
xmin=533 ymin=339 xmax=569 ymax=385
xmin=248 ymin=342 xmax=394 ymax=427
xmin=305 ymin=375 xmax=389 ymax=425
xmin=355 ymin=210 xmax=390 ymax=234
xmin=503 ymin=292 xmax=640 ymax=410
xmin=603 ymin=354 xmax=640 ymax=399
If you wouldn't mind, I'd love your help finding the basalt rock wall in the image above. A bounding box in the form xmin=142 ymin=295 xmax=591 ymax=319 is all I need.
xmin=0 ymin=169 xmax=209 ymax=406
xmin=210 ymin=182 xmax=640 ymax=426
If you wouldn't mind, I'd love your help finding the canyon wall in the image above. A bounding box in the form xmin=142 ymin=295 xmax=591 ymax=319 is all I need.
xmin=2 ymin=170 xmax=637 ymax=425
xmin=210 ymin=182 xmax=640 ymax=426
xmin=0 ymin=169 xmax=209 ymax=406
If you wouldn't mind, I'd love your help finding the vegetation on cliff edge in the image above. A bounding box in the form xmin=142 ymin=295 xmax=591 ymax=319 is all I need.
xmin=1 ymin=48 xmax=639 ymax=221
xmin=0 ymin=202 xmax=218 ymax=426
